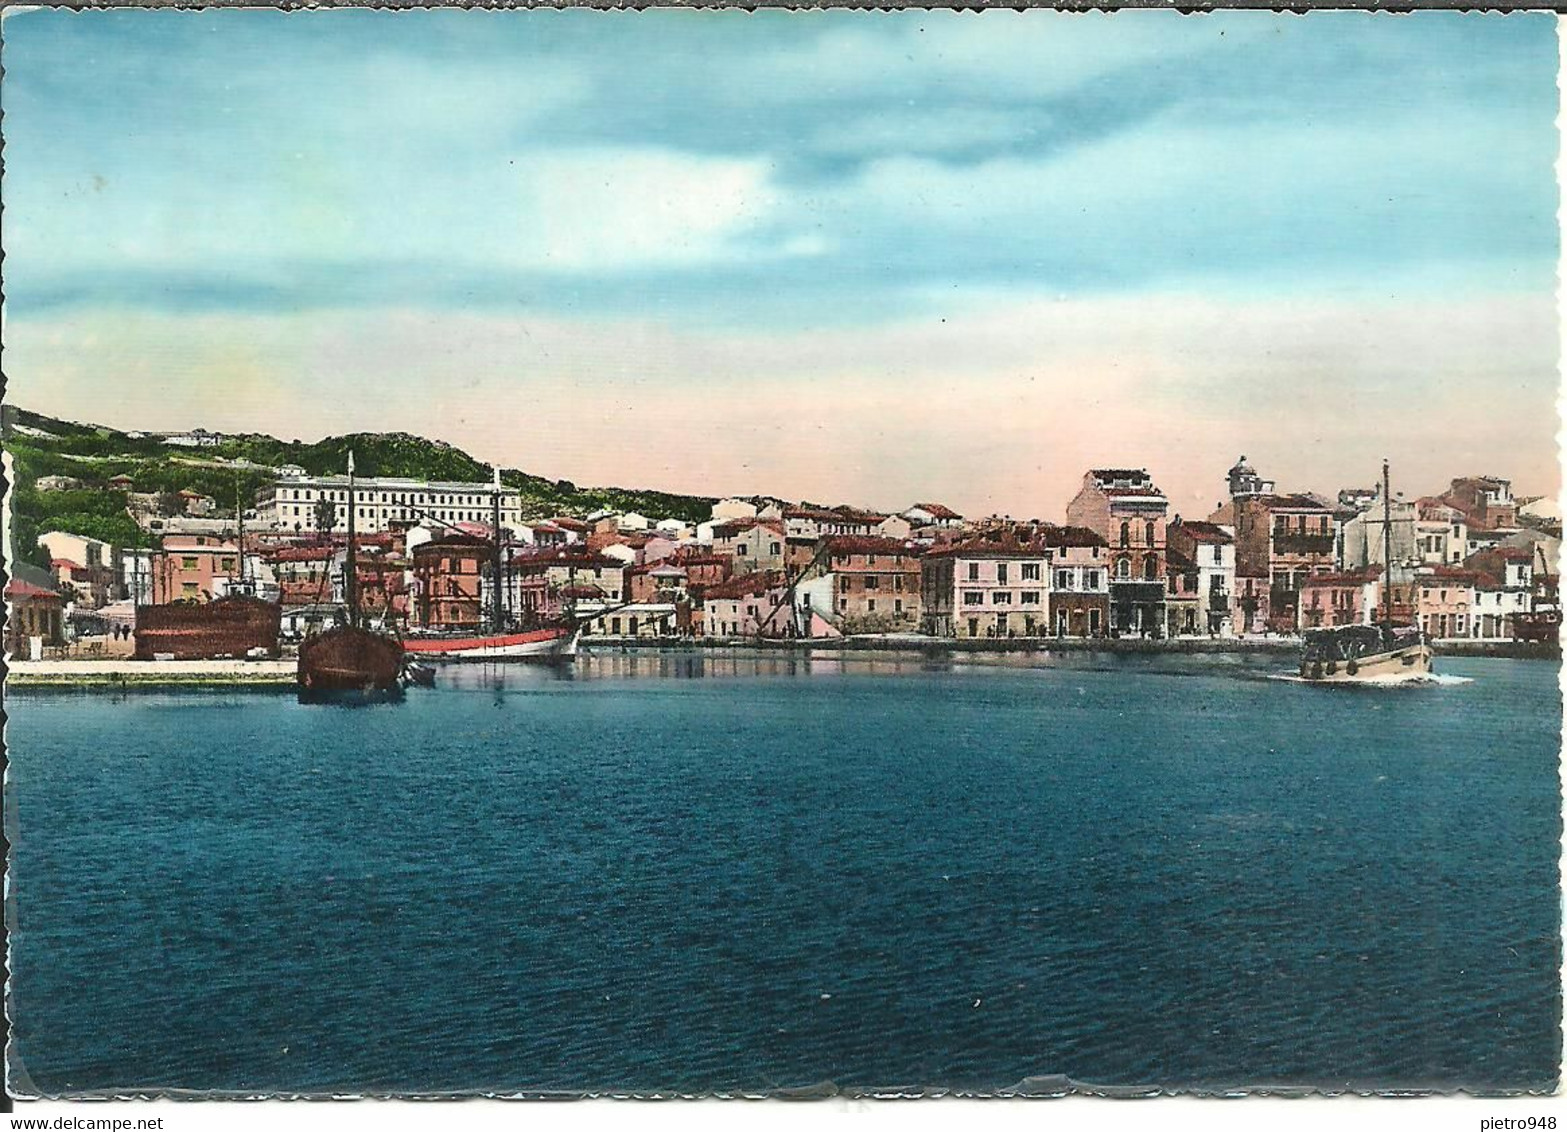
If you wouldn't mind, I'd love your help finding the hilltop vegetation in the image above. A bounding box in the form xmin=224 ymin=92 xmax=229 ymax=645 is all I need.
xmin=4 ymin=406 xmax=716 ymax=570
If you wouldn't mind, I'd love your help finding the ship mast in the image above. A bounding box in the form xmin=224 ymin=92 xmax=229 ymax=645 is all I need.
xmin=345 ymin=451 xmax=358 ymax=630
xmin=491 ymin=466 xmax=505 ymax=634
xmin=1382 ymin=458 xmax=1394 ymax=631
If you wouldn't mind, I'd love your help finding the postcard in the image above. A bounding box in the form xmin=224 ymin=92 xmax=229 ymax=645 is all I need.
xmin=1 ymin=5 xmax=1560 ymax=1111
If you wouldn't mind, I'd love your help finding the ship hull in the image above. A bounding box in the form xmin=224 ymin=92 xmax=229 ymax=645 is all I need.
xmin=298 ymin=625 xmax=405 ymax=693
xmin=1299 ymin=643 xmax=1433 ymax=684
xmin=134 ymin=596 xmax=281 ymax=660
xmin=402 ymin=626 xmax=578 ymax=660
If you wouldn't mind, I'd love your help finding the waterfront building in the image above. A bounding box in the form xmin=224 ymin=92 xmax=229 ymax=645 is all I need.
xmin=921 ymin=529 xmax=1052 ymax=639
xmin=1441 ymin=476 xmax=1518 ymax=532
xmin=589 ymin=602 xmax=682 ymax=638
xmin=698 ymin=571 xmax=791 ymax=638
xmin=814 ymin=535 xmax=922 ymax=633
xmin=256 ymin=472 xmax=525 ymax=535
xmin=1298 ymin=568 xmax=1382 ymax=629
xmin=1416 ymin=566 xmax=1482 ymax=639
xmin=1466 ymin=547 xmax=1537 ymax=638
xmin=500 ymin=547 xmax=626 ymax=623
xmin=149 ymin=534 xmax=241 ymax=605
xmin=411 ymin=534 xmax=490 ymax=630
xmin=1036 ymin=524 xmax=1109 ymax=637
xmin=1065 ymin=468 xmax=1169 ymax=637
xmin=1167 ymin=519 xmax=1234 ymax=636
xmin=1226 ymin=493 xmax=1337 ymax=633
xmin=5 ymin=567 xmax=65 ymax=656
xmin=1164 ymin=550 xmax=1203 ymax=637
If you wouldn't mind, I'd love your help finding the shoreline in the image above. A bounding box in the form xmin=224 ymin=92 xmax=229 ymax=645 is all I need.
xmin=6 ymin=636 xmax=1557 ymax=689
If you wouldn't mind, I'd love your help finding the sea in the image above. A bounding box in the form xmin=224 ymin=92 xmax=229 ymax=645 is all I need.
xmin=6 ymin=650 xmax=1561 ymax=1096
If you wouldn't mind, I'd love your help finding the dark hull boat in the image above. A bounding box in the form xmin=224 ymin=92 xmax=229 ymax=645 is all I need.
xmin=295 ymin=451 xmax=406 ymax=700
xmin=297 ymin=624 xmax=405 ymax=694
xmin=135 ymin=595 xmax=282 ymax=660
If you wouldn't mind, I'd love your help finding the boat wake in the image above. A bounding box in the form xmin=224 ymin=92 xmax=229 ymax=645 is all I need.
xmin=1266 ymin=672 xmax=1473 ymax=687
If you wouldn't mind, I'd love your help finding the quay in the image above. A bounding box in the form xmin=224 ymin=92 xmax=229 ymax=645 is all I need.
xmin=8 ymin=658 xmax=297 ymax=688
xmin=7 ymin=636 xmax=1555 ymax=690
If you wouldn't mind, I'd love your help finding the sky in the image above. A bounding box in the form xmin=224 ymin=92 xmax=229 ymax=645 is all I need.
xmin=2 ymin=9 xmax=1560 ymax=518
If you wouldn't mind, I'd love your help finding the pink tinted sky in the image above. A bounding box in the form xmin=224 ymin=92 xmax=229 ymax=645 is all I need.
xmin=9 ymin=290 xmax=1558 ymax=519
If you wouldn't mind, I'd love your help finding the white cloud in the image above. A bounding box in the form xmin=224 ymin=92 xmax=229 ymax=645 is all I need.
xmin=527 ymin=149 xmax=780 ymax=270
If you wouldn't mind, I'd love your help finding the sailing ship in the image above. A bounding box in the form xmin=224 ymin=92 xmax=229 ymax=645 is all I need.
xmin=297 ymin=452 xmax=407 ymax=695
xmin=1299 ymin=460 xmax=1433 ymax=683
xmin=400 ymin=469 xmax=580 ymax=662
xmin=133 ymin=476 xmax=283 ymax=659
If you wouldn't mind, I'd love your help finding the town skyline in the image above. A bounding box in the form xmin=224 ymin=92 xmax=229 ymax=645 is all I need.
xmin=4 ymin=10 xmax=1559 ymax=517
xmin=10 ymin=401 xmax=1554 ymax=531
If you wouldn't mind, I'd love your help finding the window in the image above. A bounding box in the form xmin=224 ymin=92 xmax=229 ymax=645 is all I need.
xmin=894 ymin=600 xmax=903 ymax=613
xmin=220 ymin=557 xmax=236 ymax=572
xmin=967 ymin=562 xmax=980 ymax=582
xmin=840 ymin=598 xmax=848 ymax=611
xmin=867 ymin=599 xmax=876 ymax=612
xmin=1055 ymin=570 xmax=1072 ymax=590
xmin=181 ymin=557 xmax=198 ymax=570
xmin=737 ymin=545 xmax=748 ymax=556
xmin=993 ymin=591 xmax=1012 ymax=605
xmin=1119 ymin=522 xmax=1130 ymax=548
xmin=997 ymin=563 xmax=1009 ymax=584
xmin=963 ymin=591 xmax=984 ymax=606
xmin=1115 ymin=557 xmax=1130 ymax=580
xmin=1022 ymin=563 xmax=1040 ymax=581
xmin=1021 ymin=591 xmax=1040 ymax=605
xmin=865 ymin=575 xmax=880 ymax=589
xmin=1085 ymin=570 xmax=1101 ymax=589
xmin=181 ymin=582 xmax=198 ymax=596
xmin=1145 ymin=521 xmax=1155 ymax=546
xmin=1144 ymin=556 xmax=1158 ymax=581
xmin=770 ymin=543 xmax=781 ymax=556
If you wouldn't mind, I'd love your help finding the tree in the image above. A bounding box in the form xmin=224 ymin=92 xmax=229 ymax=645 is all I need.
xmin=314 ymin=497 xmax=338 ymax=533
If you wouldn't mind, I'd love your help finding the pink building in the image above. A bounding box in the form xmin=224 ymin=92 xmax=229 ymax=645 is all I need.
xmin=1298 ymin=568 xmax=1381 ymax=629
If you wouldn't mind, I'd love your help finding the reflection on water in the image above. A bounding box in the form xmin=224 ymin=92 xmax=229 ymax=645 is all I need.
xmin=420 ymin=645 xmax=1310 ymax=692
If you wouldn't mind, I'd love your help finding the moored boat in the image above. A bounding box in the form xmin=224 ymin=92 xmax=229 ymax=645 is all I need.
xmin=1299 ymin=459 xmax=1434 ymax=685
xmin=402 ymin=624 xmax=579 ymax=660
xmin=134 ymin=594 xmax=282 ymax=660
xmin=298 ymin=623 xmax=406 ymax=693
xmin=297 ymin=452 xmax=406 ymax=697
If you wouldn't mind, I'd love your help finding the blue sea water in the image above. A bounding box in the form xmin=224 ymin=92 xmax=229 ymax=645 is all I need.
xmin=5 ymin=651 xmax=1561 ymax=1095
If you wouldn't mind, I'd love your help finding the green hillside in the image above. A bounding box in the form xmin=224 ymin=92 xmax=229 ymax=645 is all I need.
xmin=4 ymin=406 xmax=716 ymax=570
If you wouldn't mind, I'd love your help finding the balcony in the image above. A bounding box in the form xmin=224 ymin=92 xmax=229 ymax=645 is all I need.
xmin=1272 ymin=531 xmax=1336 ymax=556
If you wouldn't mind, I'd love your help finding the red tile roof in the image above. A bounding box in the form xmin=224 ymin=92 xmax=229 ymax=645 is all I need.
xmin=699 ymin=571 xmax=786 ymax=601
xmin=822 ymin=535 xmax=919 ymax=558
xmin=910 ymin=502 xmax=962 ymax=520
xmin=1170 ymin=520 xmax=1232 ymax=543
xmin=6 ymin=579 xmax=61 ymax=601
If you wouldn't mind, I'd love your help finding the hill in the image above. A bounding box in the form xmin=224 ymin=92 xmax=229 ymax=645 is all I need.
xmin=3 ymin=406 xmax=716 ymax=571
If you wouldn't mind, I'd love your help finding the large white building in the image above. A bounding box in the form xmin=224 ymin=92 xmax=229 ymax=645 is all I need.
xmin=256 ymin=472 xmax=526 ymax=535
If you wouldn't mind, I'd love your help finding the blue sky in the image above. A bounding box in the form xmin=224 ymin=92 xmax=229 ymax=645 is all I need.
xmin=3 ymin=10 xmax=1559 ymax=514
